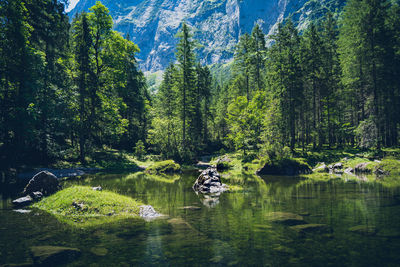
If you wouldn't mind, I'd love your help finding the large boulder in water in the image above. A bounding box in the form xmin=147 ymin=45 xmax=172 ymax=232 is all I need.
xmin=23 ymin=171 xmax=59 ymax=196
xmin=193 ymin=168 xmax=228 ymax=194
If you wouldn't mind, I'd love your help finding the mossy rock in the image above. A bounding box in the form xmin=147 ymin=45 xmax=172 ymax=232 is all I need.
xmin=145 ymin=160 xmax=181 ymax=174
xmin=257 ymin=158 xmax=311 ymax=176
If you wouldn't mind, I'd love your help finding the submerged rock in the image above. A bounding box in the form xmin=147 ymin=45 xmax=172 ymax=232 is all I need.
xmin=30 ymin=246 xmax=80 ymax=266
xmin=348 ymin=225 xmax=376 ymax=235
xmin=139 ymin=205 xmax=162 ymax=220
xmin=90 ymin=247 xmax=108 ymax=256
xmin=376 ymin=229 xmax=400 ymax=238
xmin=290 ymin=224 xmax=329 ymax=233
xmin=23 ymin=171 xmax=59 ymax=196
xmin=265 ymin=212 xmax=306 ymax=226
xmin=178 ymin=206 xmax=201 ymax=210
xmin=193 ymin=168 xmax=228 ymax=194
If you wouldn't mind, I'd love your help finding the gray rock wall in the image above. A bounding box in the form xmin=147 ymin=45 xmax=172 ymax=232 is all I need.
xmin=69 ymin=0 xmax=345 ymax=72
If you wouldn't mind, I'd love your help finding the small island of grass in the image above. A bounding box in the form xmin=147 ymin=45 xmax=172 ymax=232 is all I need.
xmin=33 ymin=186 xmax=143 ymax=227
xmin=145 ymin=160 xmax=181 ymax=174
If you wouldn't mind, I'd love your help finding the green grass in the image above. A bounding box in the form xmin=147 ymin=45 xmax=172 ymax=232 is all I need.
xmin=145 ymin=160 xmax=181 ymax=174
xmin=375 ymin=158 xmax=400 ymax=175
xmin=33 ymin=186 xmax=143 ymax=227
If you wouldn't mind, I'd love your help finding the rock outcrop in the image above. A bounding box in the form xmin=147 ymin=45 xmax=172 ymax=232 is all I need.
xmin=69 ymin=0 xmax=346 ymax=72
xmin=355 ymin=162 xmax=372 ymax=173
xmin=193 ymin=168 xmax=228 ymax=194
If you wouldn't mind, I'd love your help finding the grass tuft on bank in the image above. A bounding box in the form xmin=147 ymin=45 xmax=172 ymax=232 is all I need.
xmin=33 ymin=186 xmax=143 ymax=227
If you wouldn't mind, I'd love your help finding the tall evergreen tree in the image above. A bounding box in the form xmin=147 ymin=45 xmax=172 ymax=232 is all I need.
xmin=176 ymin=22 xmax=198 ymax=153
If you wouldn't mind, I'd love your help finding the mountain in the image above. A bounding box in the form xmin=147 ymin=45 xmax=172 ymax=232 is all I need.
xmin=69 ymin=0 xmax=345 ymax=72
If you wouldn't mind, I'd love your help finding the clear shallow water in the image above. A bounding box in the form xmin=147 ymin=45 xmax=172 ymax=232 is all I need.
xmin=1 ymin=171 xmax=400 ymax=266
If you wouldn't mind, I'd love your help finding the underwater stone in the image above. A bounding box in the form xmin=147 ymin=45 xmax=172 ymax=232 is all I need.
xmin=30 ymin=246 xmax=81 ymax=266
xmin=265 ymin=212 xmax=306 ymax=226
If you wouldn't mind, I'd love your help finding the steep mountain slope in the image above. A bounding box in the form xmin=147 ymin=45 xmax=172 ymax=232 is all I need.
xmin=69 ymin=0 xmax=345 ymax=71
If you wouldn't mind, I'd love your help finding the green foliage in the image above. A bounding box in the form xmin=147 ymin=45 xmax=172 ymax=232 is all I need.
xmin=149 ymin=24 xmax=213 ymax=160
xmin=257 ymin=156 xmax=312 ymax=176
xmin=134 ymin=140 xmax=146 ymax=160
xmin=376 ymin=159 xmax=400 ymax=176
xmin=33 ymin=186 xmax=143 ymax=227
xmin=146 ymin=160 xmax=181 ymax=174
xmin=0 ymin=1 xmax=148 ymax=166
xmin=355 ymin=119 xmax=378 ymax=149
xmin=1 ymin=0 xmax=400 ymax=168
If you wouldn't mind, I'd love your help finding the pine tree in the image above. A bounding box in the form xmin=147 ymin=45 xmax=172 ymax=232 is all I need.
xmin=250 ymin=24 xmax=266 ymax=91
xmin=73 ymin=12 xmax=93 ymax=163
xmin=266 ymin=20 xmax=303 ymax=150
xmin=234 ymin=33 xmax=253 ymax=101
xmin=176 ymin=23 xmax=198 ymax=154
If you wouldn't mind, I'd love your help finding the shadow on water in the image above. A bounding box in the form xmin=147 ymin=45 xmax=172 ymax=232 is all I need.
xmin=1 ymin=170 xmax=400 ymax=266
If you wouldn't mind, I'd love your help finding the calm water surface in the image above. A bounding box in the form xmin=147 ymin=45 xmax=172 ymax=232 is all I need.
xmin=1 ymin=171 xmax=400 ymax=266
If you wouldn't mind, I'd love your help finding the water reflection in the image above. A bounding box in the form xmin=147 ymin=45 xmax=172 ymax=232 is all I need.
xmin=1 ymin=171 xmax=400 ymax=266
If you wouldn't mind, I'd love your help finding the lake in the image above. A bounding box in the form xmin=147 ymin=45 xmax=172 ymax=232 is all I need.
xmin=1 ymin=171 xmax=400 ymax=266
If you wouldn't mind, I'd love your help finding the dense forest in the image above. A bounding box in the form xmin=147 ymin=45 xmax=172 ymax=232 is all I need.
xmin=1 ymin=0 xmax=399 ymax=167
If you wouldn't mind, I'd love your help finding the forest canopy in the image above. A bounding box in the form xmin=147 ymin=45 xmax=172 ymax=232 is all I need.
xmin=0 ymin=0 xmax=399 ymax=167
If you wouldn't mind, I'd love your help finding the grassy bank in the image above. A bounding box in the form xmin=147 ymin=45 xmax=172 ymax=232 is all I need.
xmin=33 ymin=186 xmax=143 ymax=227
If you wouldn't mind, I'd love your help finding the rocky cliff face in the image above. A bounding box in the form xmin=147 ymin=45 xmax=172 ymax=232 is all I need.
xmin=69 ymin=0 xmax=345 ymax=71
